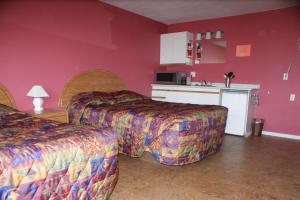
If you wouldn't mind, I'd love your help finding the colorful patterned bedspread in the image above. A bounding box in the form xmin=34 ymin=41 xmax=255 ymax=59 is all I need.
xmin=68 ymin=91 xmax=228 ymax=165
xmin=0 ymin=104 xmax=118 ymax=199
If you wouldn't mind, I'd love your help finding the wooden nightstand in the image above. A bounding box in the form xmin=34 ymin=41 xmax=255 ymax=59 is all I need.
xmin=27 ymin=109 xmax=69 ymax=123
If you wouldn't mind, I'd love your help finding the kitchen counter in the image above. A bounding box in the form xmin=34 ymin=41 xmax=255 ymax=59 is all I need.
xmin=151 ymin=83 xmax=260 ymax=137
xmin=152 ymin=82 xmax=260 ymax=91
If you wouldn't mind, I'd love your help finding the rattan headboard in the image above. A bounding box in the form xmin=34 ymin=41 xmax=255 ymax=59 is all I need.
xmin=59 ymin=69 xmax=126 ymax=107
xmin=0 ymin=83 xmax=16 ymax=108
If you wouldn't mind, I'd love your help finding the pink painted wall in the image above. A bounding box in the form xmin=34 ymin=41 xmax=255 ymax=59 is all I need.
xmin=0 ymin=0 xmax=167 ymax=110
xmin=166 ymin=6 xmax=300 ymax=135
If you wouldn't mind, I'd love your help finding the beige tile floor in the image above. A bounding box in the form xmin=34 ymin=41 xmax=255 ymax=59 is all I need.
xmin=111 ymin=135 xmax=300 ymax=200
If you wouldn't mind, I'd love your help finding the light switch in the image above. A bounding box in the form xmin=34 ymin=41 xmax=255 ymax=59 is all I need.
xmin=290 ymin=94 xmax=296 ymax=101
xmin=191 ymin=71 xmax=196 ymax=77
xmin=283 ymin=73 xmax=288 ymax=80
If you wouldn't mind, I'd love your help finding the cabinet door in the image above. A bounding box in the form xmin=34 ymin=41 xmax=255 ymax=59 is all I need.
xmin=164 ymin=91 xmax=220 ymax=105
xmin=151 ymin=90 xmax=167 ymax=102
xmin=172 ymin=32 xmax=187 ymax=64
xmin=221 ymin=91 xmax=248 ymax=136
xmin=160 ymin=34 xmax=172 ymax=64
xmin=160 ymin=32 xmax=193 ymax=65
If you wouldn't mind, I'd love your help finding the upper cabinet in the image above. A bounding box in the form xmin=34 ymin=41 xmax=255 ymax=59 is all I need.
xmin=160 ymin=32 xmax=193 ymax=66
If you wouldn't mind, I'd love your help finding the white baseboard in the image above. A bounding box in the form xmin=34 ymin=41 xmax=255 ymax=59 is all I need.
xmin=262 ymin=131 xmax=300 ymax=140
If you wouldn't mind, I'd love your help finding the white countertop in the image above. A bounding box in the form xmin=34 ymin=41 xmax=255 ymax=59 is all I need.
xmin=152 ymin=82 xmax=260 ymax=91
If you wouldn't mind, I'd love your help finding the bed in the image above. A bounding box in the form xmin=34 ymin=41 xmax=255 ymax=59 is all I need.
xmin=60 ymin=69 xmax=228 ymax=166
xmin=0 ymin=84 xmax=118 ymax=199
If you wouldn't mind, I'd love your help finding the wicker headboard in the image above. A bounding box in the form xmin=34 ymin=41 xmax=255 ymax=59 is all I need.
xmin=0 ymin=83 xmax=16 ymax=108
xmin=59 ymin=69 xmax=126 ymax=107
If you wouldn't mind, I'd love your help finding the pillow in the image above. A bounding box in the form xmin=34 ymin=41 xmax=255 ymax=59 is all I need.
xmin=68 ymin=90 xmax=148 ymax=107
xmin=67 ymin=91 xmax=114 ymax=124
xmin=70 ymin=91 xmax=114 ymax=104
xmin=109 ymin=90 xmax=148 ymax=104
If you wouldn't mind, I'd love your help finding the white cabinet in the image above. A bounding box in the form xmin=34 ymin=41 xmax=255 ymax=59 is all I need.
xmin=165 ymin=91 xmax=219 ymax=105
xmin=151 ymin=85 xmax=220 ymax=105
xmin=160 ymin=32 xmax=193 ymax=66
xmin=220 ymin=90 xmax=255 ymax=137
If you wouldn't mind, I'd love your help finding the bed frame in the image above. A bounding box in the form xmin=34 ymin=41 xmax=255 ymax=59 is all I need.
xmin=0 ymin=83 xmax=16 ymax=108
xmin=59 ymin=69 xmax=127 ymax=107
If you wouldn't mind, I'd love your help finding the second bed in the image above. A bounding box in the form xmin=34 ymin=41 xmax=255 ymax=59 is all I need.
xmin=60 ymin=69 xmax=228 ymax=166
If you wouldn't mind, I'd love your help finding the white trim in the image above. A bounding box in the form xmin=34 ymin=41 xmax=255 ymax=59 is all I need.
xmin=262 ymin=131 xmax=300 ymax=140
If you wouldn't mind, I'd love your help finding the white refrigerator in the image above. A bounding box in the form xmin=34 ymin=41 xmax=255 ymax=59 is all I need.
xmin=221 ymin=90 xmax=254 ymax=137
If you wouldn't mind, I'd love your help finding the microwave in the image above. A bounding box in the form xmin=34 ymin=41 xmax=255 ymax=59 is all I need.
xmin=155 ymin=72 xmax=188 ymax=85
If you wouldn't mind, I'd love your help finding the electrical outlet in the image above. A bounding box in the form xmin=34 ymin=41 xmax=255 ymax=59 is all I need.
xmin=191 ymin=71 xmax=196 ymax=77
xmin=290 ymin=94 xmax=296 ymax=101
xmin=283 ymin=73 xmax=288 ymax=80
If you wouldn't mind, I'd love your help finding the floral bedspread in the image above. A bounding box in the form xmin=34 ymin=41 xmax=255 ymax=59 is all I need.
xmin=0 ymin=104 xmax=118 ymax=199
xmin=68 ymin=91 xmax=228 ymax=165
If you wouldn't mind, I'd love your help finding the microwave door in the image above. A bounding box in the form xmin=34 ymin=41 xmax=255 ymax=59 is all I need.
xmin=156 ymin=73 xmax=176 ymax=84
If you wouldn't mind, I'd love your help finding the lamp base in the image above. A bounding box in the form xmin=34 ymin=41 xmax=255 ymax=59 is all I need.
xmin=33 ymin=97 xmax=44 ymax=114
xmin=34 ymin=110 xmax=43 ymax=114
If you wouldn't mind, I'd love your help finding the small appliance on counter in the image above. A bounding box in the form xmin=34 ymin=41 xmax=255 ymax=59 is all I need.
xmin=155 ymin=71 xmax=188 ymax=85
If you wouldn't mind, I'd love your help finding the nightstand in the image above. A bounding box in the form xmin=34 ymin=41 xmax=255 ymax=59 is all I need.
xmin=27 ymin=109 xmax=69 ymax=123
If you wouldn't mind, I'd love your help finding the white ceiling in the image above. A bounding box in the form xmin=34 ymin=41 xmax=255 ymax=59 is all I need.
xmin=101 ymin=0 xmax=299 ymax=24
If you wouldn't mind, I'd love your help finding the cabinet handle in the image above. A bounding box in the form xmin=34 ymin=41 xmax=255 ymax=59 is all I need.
xmin=153 ymin=89 xmax=219 ymax=94
xmin=152 ymin=96 xmax=166 ymax=99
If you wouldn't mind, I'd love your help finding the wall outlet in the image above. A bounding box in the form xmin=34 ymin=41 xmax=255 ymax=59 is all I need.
xmin=283 ymin=73 xmax=288 ymax=80
xmin=190 ymin=71 xmax=196 ymax=77
xmin=290 ymin=94 xmax=296 ymax=101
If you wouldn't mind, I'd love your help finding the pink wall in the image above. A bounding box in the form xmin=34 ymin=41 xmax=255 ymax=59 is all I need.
xmin=0 ymin=0 xmax=167 ymax=110
xmin=166 ymin=6 xmax=300 ymax=135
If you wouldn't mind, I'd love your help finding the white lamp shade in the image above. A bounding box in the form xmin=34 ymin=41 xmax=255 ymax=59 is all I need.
xmin=27 ymin=85 xmax=49 ymax=97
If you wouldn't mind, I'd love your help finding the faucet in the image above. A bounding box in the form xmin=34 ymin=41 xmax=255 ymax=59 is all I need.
xmin=201 ymin=80 xmax=207 ymax=86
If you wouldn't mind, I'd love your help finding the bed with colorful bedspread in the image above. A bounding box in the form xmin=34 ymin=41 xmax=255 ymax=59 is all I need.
xmin=67 ymin=90 xmax=228 ymax=166
xmin=0 ymin=104 xmax=118 ymax=200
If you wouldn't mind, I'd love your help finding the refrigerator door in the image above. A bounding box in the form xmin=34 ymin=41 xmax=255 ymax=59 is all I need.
xmin=221 ymin=90 xmax=248 ymax=136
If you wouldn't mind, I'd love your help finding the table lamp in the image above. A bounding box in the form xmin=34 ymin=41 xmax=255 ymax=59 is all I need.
xmin=26 ymin=85 xmax=49 ymax=114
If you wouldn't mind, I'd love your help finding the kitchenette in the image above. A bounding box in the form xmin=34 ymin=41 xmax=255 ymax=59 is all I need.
xmin=151 ymin=83 xmax=260 ymax=137
xmin=156 ymin=31 xmax=261 ymax=137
